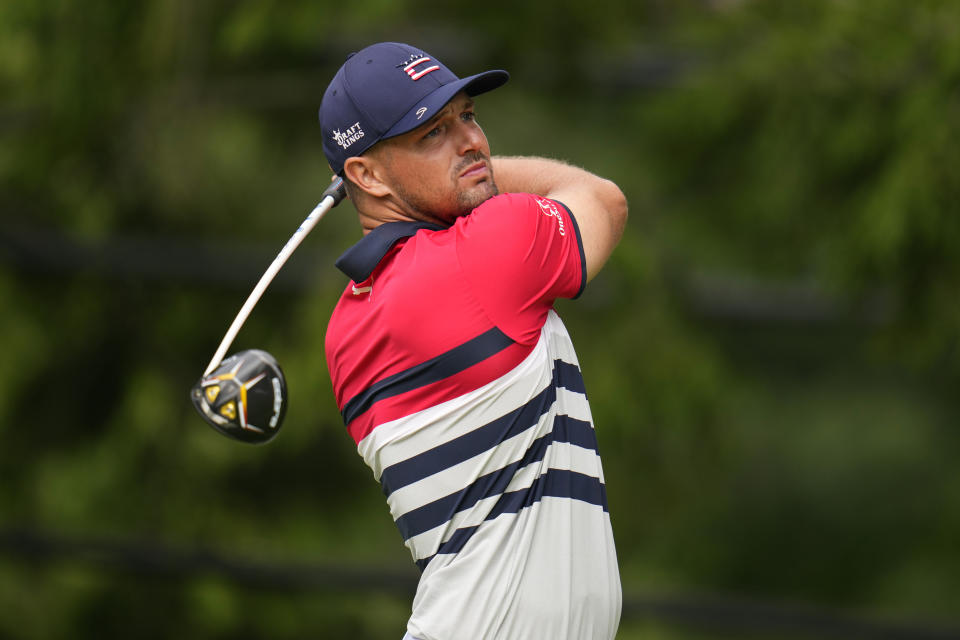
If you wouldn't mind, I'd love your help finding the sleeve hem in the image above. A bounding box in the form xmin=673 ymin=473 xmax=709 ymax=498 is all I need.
xmin=554 ymin=200 xmax=588 ymax=299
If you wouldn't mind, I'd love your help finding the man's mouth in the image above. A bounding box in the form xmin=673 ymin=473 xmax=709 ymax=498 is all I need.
xmin=459 ymin=160 xmax=488 ymax=179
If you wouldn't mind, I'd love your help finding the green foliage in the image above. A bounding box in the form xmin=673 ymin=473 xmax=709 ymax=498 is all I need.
xmin=636 ymin=0 xmax=960 ymax=368
xmin=2 ymin=0 xmax=960 ymax=637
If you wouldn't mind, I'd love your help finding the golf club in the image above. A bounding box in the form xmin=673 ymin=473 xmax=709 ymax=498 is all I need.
xmin=190 ymin=176 xmax=347 ymax=443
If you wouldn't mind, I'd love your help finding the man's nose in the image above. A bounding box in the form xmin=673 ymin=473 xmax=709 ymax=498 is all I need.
xmin=456 ymin=121 xmax=485 ymax=155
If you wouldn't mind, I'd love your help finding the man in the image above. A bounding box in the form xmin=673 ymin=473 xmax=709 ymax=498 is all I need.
xmin=319 ymin=42 xmax=627 ymax=640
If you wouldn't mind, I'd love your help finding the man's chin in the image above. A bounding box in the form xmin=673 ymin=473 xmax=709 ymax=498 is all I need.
xmin=457 ymin=180 xmax=499 ymax=215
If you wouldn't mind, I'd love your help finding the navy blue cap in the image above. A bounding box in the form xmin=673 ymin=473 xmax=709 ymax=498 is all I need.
xmin=319 ymin=42 xmax=509 ymax=175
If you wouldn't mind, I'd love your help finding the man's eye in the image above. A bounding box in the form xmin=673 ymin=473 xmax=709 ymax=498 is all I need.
xmin=424 ymin=125 xmax=442 ymax=139
xmin=462 ymin=111 xmax=476 ymax=122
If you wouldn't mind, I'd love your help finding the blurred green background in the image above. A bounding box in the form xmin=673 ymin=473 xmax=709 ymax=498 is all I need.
xmin=2 ymin=0 xmax=959 ymax=638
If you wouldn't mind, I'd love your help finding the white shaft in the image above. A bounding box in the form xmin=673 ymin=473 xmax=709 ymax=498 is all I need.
xmin=204 ymin=194 xmax=338 ymax=376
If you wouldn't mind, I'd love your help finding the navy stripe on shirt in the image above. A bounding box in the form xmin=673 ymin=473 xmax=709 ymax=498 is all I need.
xmin=414 ymin=469 xmax=608 ymax=571
xmin=380 ymin=359 xmax=586 ymax=497
xmin=341 ymin=326 xmax=515 ymax=425
xmin=394 ymin=415 xmax=598 ymax=541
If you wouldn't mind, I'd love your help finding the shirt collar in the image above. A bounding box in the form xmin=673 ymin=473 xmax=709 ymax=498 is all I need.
xmin=335 ymin=220 xmax=443 ymax=282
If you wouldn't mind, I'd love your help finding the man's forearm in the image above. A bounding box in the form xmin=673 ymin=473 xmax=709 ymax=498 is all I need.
xmin=491 ymin=156 xmax=593 ymax=197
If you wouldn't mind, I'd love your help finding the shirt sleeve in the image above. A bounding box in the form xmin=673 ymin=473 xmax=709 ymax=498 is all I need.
xmin=455 ymin=192 xmax=587 ymax=345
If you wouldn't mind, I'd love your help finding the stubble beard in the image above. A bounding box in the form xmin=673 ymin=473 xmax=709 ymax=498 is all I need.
xmin=396 ymin=153 xmax=499 ymax=225
xmin=455 ymin=176 xmax=499 ymax=215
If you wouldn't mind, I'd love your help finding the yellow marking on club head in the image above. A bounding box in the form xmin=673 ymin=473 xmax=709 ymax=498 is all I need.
xmin=205 ymin=385 xmax=221 ymax=403
xmin=219 ymin=401 xmax=237 ymax=421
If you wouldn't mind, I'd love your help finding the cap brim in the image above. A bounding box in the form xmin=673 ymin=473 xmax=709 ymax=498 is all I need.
xmin=382 ymin=69 xmax=509 ymax=141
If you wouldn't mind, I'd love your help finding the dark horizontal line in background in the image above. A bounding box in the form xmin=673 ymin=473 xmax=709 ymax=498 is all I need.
xmin=1 ymin=527 xmax=956 ymax=639
xmin=0 ymin=225 xmax=335 ymax=292
xmin=1 ymin=225 xmax=889 ymax=325
xmin=0 ymin=50 xmax=687 ymax=129
xmin=676 ymin=269 xmax=892 ymax=326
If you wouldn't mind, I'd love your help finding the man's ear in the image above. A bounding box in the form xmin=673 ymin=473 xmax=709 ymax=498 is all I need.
xmin=343 ymin=156 xmax=391 ymax=198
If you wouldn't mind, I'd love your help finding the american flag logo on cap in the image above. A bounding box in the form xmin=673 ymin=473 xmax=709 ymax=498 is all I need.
xmin=400 ymin=55 xmax=440 ymax=81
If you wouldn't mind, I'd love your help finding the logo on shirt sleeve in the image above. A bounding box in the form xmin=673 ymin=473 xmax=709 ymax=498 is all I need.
xmin=535 ymin=197 xmax=566 ymax=236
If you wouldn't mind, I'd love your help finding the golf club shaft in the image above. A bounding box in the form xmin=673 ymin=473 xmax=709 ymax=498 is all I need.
xmin=204 ymin=178 xmax=346 ymax=376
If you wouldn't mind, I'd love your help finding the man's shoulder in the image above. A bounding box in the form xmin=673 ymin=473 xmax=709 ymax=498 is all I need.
xmin=454 ymin=192 xmax=550 ymax=236
xmin=456 ymin=191 xmax=572 ymax=246
xmin=471 ymin=191 xmax=540 ymax=215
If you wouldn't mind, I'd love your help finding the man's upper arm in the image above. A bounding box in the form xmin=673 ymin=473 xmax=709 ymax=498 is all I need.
xmin=455 ymin=193 xmax=586 ymax=344
xmin=546 ymin=178 xmax=628 ymax=284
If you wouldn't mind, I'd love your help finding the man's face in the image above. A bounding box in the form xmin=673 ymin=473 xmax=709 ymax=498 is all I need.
xmin=376 ymin=92 xmax=498 ymax=224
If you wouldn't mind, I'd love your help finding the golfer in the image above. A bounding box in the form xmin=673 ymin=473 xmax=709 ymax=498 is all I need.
xmin=320 ymin=42 xmax=627 ymax=640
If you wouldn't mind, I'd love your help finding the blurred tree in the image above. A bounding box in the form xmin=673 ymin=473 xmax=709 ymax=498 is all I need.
xmin=2 ymin=0 xmax=960 ymax=637
xmin=635 ymin=0 xmax=960 ymax=372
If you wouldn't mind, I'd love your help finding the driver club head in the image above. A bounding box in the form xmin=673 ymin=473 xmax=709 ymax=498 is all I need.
xmin=190 ymin=349 xmax=287 ymax=444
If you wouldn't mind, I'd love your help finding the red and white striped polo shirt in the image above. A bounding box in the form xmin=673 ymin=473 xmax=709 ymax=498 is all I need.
xmin=325 ymin=192 xmax=621 ymax=640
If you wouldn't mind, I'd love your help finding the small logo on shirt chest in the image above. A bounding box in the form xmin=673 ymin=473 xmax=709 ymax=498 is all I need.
xmin=352 ymin=277 xmax=373 ymax=296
